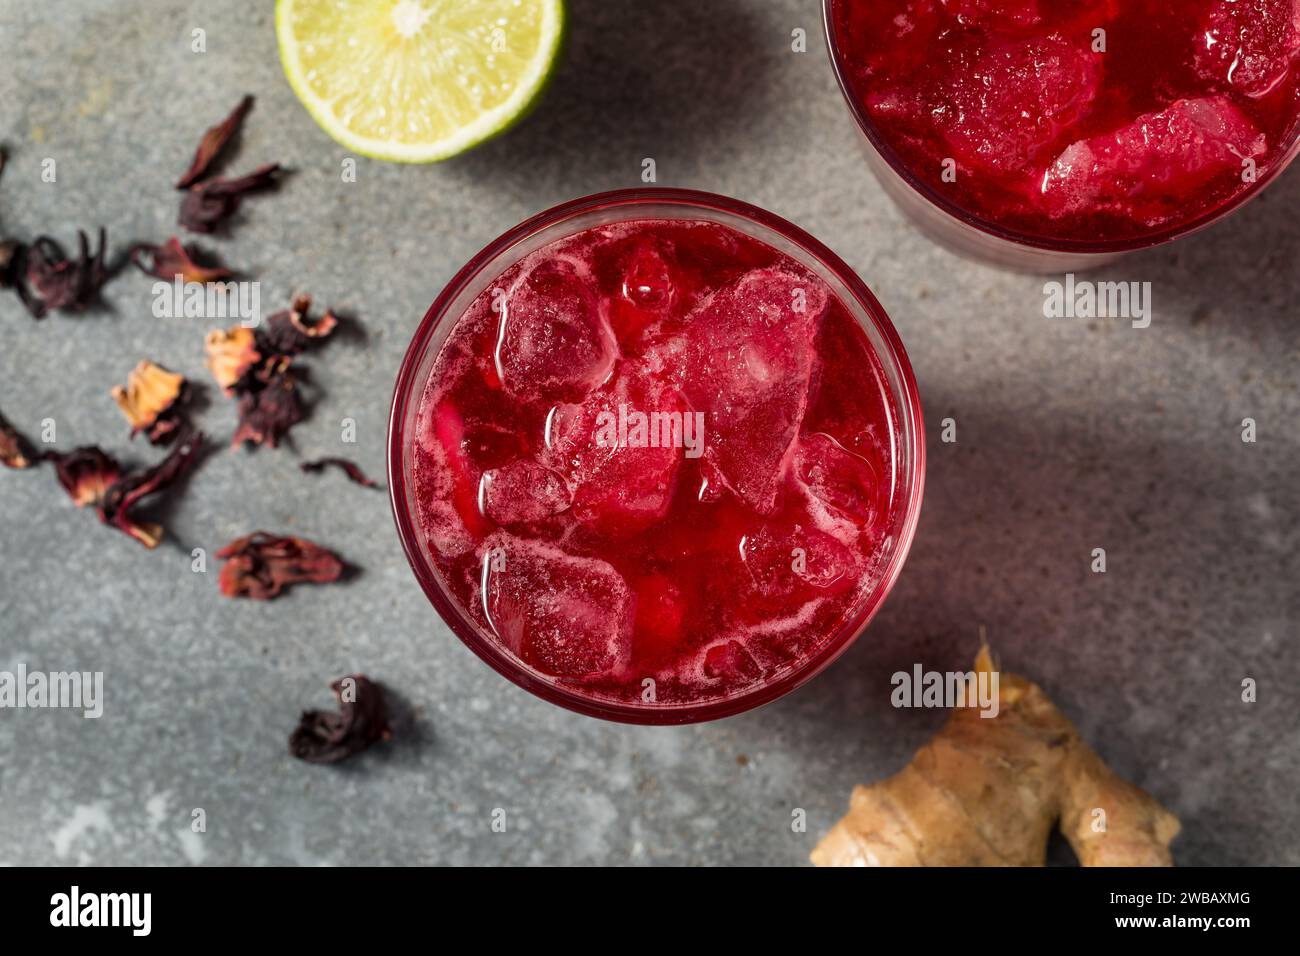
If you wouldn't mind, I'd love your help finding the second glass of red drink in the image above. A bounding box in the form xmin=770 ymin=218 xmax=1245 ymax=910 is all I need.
xmin=824 ymin=0 xmax=1300 ymax=270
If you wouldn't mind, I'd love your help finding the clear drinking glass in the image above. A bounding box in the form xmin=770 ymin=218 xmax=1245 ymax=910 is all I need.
xmin=388 ymin=188 xmax=925 ymax=723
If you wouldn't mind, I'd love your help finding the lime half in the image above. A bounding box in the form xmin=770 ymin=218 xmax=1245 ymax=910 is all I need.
xmin=276 ymin=0 xmax=565 ymax=162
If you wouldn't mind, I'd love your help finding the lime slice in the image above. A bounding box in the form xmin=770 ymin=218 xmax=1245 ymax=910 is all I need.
xmin=276 ymin=0 xmax=565 ymax=162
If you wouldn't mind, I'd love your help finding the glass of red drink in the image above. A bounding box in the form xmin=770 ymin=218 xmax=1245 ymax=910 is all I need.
xmin=388 ymin=189 xmax=924 ymax=723
xmin=824 ymin=0 xmax=1300 ymax=270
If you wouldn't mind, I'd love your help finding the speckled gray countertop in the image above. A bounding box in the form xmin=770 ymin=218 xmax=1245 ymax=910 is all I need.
xmin=1 ymin=0 xmax=1296 ymax=866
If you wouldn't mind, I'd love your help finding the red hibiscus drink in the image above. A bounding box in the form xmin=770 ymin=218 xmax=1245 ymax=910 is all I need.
xmin=825 ymin=0 xmax=1300 ymax=269
xmin=389 ymin=190 xmax=924 ymax=722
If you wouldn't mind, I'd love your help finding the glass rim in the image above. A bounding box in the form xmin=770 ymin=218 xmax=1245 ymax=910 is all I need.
xmin=387 ymin=187 xmax=927 ymax=724
xmin=821 ymin=0 xmax=1300 ymax=256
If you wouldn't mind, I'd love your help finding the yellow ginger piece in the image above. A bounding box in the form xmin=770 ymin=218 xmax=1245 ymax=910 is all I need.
xmin=811 ymin=646 xmax=1180 ymax=867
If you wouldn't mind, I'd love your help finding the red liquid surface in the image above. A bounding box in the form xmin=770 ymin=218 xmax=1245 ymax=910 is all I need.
xmin=412 ymin=219 xmax=900 ymax=707
xmin=832 ymin=0 xmax=1300 ymax=241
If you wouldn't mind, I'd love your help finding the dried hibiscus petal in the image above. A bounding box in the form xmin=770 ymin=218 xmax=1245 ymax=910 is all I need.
xmin=23 ymin=229 xmax=113 ymax=317
xmin=49 ymin=446 xmax=122 ymax=506
xmin=97 ymin=429 xmax=205 ymax=548
xmin=217 ymin=531 xmax=344 ymax=599
xmin=179 ymin=163 xmax=282 ymax=234
xmin=257 ymin=295 xmax=338 ymax=356
xmin=231 ymin=358 xmax=304 ymax=449
xmin=299 ymin=457 xmax=381 ymax=489
xmin=177 ymin=95 xmax=254 ymax=189
xmin=289 ymin=675 xmax=391 ymax=765
xmin=129 ymin=237 xmax=234 ymax=284
xmin=110 ymin=359 xmax=188 ymax=444
xmin=205 ymin=326 xmax=261 ymax=394
xmin=0 ymin=409 xmax=38 ymax=469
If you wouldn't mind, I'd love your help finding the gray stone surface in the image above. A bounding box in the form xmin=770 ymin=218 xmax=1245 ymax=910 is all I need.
xmin=0 ymin=0 xmax=1296 ymax=866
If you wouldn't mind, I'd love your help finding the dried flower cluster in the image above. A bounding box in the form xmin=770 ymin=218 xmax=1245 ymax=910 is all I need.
xmin=3 ymin=97 xmax=391 ymax=765
xmin=4 ymin=229 xmax=116 ymax=318
xmin=206 ymin=294 xmax=339 ymax=449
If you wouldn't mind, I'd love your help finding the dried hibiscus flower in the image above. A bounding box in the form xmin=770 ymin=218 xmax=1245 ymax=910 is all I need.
xmin=50 ymin=446 xmax=121 ymax=505
xmin=256 ymin=299 xmax=340 ymax=361
xmin=110 ymin=360 xmax=188 ymax=444
xmin=179 ymin=163 xmax=282 ymax=234
xmin=21 ymin=229 xmax=113 ymax=318
xmin=260 ymin=295 xmax=338 ymax=351
xmin=0 ymin=409 xmax=38 ymax=469
xmin=290 ymin=675 xmax=392 ymax=765
xmin=205 ymin=326 xmax=261 ymax=394
xmin=230 ymin=358 xmax=303 ymax=449
xmin=99 ymin=430 xmax=204 ymax=548
xmin=217 ymin=531 xmax=344 ymax=599
xmin=259 ymin=295 xmax=339 ymax=355
xmin=48 ymin=430 xmax=204 ymax=548
xmin=129 ymin=237 xmax=233 ymax=284
xmin=300 ymin=457 xmax=381 ymax=489
xmin=206 ymin=295 xmax=339 ymax=449
xmin=177 ymin=95 xmax=254 ymax=189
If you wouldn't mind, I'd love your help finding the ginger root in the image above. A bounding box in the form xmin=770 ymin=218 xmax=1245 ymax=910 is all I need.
xmin=811 ymin=645 xmax=1180 ymax=867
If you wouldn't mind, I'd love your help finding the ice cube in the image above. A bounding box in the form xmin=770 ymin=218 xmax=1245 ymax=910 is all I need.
xmin=494 ymin=257 xmax=617 ymax=404
xmin=1041 ymin=96 xmax=1268 ymax=221
xmin=674 ymin=268 xmax=827 ymax=515
xmin=933 ymin=32 xmax=1104 ymax=179
xmin=481 ymin=536 xmax=634 ymax=678
xmin=702 ymin=640 xmax=762 ymax=683
xmin=547 ymin=362 xmax=686 ymax=536
xmin=479 ymin=459 xmax=572 ymax=526
xmin=794 ymin=433 xmax=881 ymax=528
xmin=607 ymin=240 xmax=678 ymax=348
xmin=1194 ymin=0 xmax=1300 ymax=98
xmin=621 ymin=241 xmax=675 ymax=310
xmin=739 ymin=520 xmax=857 ymax=603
